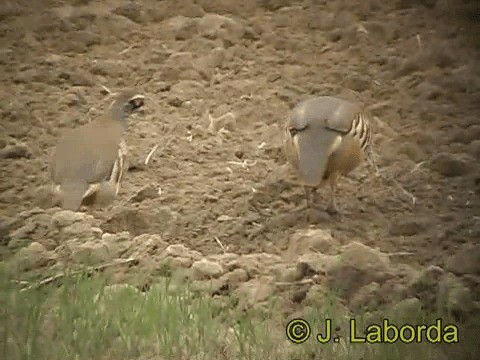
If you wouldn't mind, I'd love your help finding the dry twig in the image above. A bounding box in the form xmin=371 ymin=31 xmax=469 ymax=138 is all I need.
xmin=214 ymin=236 xmax=227 ymax=254
xmin=19 ymin=258 xmax=138 ymax=292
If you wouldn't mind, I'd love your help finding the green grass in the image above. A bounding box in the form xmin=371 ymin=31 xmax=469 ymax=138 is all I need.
xmin=1 ymin=262 xmax=478 ymax=360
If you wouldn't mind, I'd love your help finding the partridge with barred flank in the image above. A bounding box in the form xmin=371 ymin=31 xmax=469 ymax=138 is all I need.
xmin=284 ymin=96 xmax=372 ymax=214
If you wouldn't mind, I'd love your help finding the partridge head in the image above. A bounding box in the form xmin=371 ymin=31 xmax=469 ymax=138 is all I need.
xmin=283 ymin=96 xmax=372 ymax=214
xmin=50 ymin=89 xmax=145 ymax=211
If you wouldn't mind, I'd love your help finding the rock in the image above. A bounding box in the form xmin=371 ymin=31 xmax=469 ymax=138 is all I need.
xmin=61 ymin=31 xmax=101 ymax=53
xmin=191 ymin=259 xmax=224 ymax=280
xmin=162 ymin=52 xmax=200 ymax=81
xmin=287 ymin=229 xmax=338 ymax=259
xmin=10 ymin=242 xmax=57 ymax=271
xmin=222 ymin=268 xmax=249 ymax=285
xmin=208 ymin=252 xmax=239 ymax=263
xmin=350 ymin=282 xmax=381 ymax=311
xmin=0 ymin=217 xmax=22 ymax=242
xmin=389 ymin=217 xmax=427 ymax=236
xmin=127 ymin=234 xmax=168 ymax=259
xmin=168 ymin=256 xmax=193 ymax=269
xmin=165 ymin=244 xmax=202 ymax=260
xmin=0 ymin=144 xmax=31 ymax=159
xmin=272 ymin=264 xmax=305 ymax=283
xmin=169 ymin=80 xmax=205 ymax=104
xmin=113 ymin=2 xmax=145 ymax=23
xmin=235 ymin=277 xmax=275 ymax=308
xmin=342 ymin=73 xmax=371 ymax=92
xmin=7 ymin=237 xmax=30 ymax=250
xmin=101 ymin=206 xmax=176 ymax=236
xmin=226 ymin=253 xmax=283 ymax=276
xmin=33 ymin=185 xmax=62 ymax=209
xmin=429 ymin=152 xmax=471 ymax=177
xmin=297 ymin=253 xmax=340 ymax=274
xmin=197 ymin=13 xmax=245 ymax=46
xmin=207 ymin=112 xmax=236 ymax=132
xmin=52 ymin=210 xmax=91 ymax=228
xmin=68 ymin=240 xmax=116 ymax=264
xmin=467 ymin=139 xmax=480 ymax=159
xmin=101 ymin=231 xmax=132 ymax=243
xmin=62 ymin=221 xmax=102 ymax=241
xmin=130 ymin=184 xmax=159 ymax=203
xmin=446 ymin=244 xmax=480 ymax=275
xmin=327 ymin=242 xmax=393 ymax=297
xmin=437 ymin=273 xmax=475 ymax=319
xmin=163 ymin=15 xmax=198 ymax=40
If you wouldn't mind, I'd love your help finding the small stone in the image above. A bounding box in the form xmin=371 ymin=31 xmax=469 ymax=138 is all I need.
xmin=165 ymin=244 xmax=202 ymax=260
xmin=235 ymin=277 xmax=275 ymax=308
xmin=169 ymin=257 xmax=193 ymax=269
xmin=130 ymin=184 xmax=159 ymax=202
xmin=272 ymin=264 xmax=305 ymax=283
xmin=69 ymin=241 xmax=115 ymax=264
xmin=7 ymin=237 xmax=30 ymax=250
xmin=446 ymin=244 xmax=480 ymax=275
xmin=191 ymin=259 xmax=224 ymax=280
xmin=342 ymin=73 xmax=371 ymax=92
xmin=327 ymin=242 xmax=393 ymax=297
xmin=297 ymin=253 xmax=340 ymax=274
xmin=222 ymin=268 xmax=249 ymax=285
xmin=429 ymin=152 xmax=470 ymax=177
xmin=467 ymin=140 xmax=480 ymax=159
xmin=113 ymin=3 xmax=145 ymax=23
xmin=197 ymin=13 xmax=245 ymax=46
xmin=287 ymin=228 xmax=338 ymax=259
xmin=0 ymin=144 xmax=31 ymax=159
xmin=167 ymin=95 xmax=183 ymax=107
xmin=10 ymin=242 xmax=56 ymax=271
xmin=208 ymin=112 xmax=236 ymax=132
xmin=389 ymin=217 xmax=427 ymax=236
xmin=0 ymin=217 xmax=21 ymax=243
xmin=163 ymin=15 xmax=198 ymax=40
xmin=52 ymin=210 xmax=90 ymax=228
xmin=101 ymin=231 xmax=132 ymax=243
xmin=230 ymin=253 xmax=283 ymax=275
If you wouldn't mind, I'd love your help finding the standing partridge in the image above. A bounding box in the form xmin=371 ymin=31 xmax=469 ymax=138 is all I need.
xmin=50 ymin=90 xmax=145 ymax=211
xmin=283 ymin=96 xmax=372 ymax=214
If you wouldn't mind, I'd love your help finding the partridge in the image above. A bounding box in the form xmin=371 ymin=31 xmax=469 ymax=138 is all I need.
xmin=50 ymin=90 xmax=145 ymax=211
xmin=283 ymin=96 xmax=372 ymax=214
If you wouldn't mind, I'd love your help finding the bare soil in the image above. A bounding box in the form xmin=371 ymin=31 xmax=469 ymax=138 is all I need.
xmin=0 ymin=0 xmax=479 ymax=291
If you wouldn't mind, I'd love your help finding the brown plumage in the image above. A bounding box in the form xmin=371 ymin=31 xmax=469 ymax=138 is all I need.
xmin=284 ymin=96 xmax=372 ymax=214
xmin=50 ymin=90 xmax=145 ymax=211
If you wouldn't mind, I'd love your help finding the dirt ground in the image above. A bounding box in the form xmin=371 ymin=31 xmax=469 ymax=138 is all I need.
xmin=1 ymin=0 xmax=479 ymax=309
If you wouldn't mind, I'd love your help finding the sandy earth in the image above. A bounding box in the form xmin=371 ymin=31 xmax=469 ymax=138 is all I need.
xmin=0 ymin=0 xmax=479 ymax=354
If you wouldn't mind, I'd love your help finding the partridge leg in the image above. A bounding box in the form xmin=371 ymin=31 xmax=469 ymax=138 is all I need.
xmin=326 ymin=173 xmax=339 ymax=215
xmin=304 ymin=186 xmax=317 ymax=207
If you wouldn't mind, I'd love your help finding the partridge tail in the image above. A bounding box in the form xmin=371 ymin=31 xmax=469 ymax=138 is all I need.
xmin=60 ymin=181 xmax=88 ymax=211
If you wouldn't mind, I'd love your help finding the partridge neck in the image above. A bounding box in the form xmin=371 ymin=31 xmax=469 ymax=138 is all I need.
xmin=109 ymin=106 xmax=129 ymax=131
